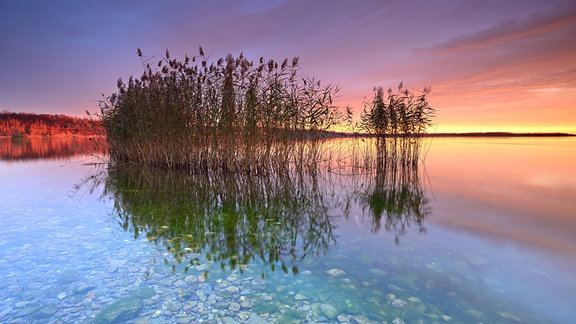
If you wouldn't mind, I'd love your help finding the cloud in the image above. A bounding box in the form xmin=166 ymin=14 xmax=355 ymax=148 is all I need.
xmin=420 ymin=4 xmax=576 ymax=53
xmin=402 ymin=3 xmax=576 ymax=108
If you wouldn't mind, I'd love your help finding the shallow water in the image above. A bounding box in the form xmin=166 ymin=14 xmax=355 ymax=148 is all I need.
xmin=0 ymin=136 xmax=574 ymax=323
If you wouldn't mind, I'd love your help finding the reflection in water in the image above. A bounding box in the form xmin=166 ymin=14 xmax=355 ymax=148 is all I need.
xmin=3 ymin=137 xmax=576 ymax=323
xmin=425 ymin=137 xmax=576 ymax=259
xmin=0 ymin=136 xmax=106 ymax=161
xmin=352 ymin=138 xmax=430 ymax=244
xmin=84 ymin=137 xmax=432 ymax=277
xmin=99 ymin=161 xmax=337 ymax=277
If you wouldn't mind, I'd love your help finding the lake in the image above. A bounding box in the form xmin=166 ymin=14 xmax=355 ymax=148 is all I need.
xmin=0 ymin=136 xmax=575 ymax=323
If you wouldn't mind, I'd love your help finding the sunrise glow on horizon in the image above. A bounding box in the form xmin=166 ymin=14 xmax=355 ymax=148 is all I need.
xmin=1 ymin=0 xmax=574 ymax=134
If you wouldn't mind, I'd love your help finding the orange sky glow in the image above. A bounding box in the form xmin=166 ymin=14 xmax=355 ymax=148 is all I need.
xmin=1 ymin=0 xmax=574 ymax=134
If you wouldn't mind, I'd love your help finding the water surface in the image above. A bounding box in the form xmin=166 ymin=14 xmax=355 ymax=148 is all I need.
xmin=0 ymin=136 xmax=574 ymax=323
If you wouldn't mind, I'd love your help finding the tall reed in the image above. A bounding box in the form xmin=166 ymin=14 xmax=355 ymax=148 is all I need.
xmin=359 ymin=82 xmax=434 ymax=137
xmin=99 ymin=48 xmax=343 ymax=172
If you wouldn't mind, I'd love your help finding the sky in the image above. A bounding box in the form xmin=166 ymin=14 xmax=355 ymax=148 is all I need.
xmin=1 ymin=0 xmax=575 ymax=133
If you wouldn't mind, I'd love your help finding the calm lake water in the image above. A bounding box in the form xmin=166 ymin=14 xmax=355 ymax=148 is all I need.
xmin=0 ymin=136 xmax=575 ymax=323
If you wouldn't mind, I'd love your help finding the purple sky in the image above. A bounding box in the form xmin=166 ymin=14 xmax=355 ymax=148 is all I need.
xmin=1 ymin=0 xmax=575 ymax=132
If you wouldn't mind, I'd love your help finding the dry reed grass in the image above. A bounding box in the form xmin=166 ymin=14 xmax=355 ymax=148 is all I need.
xmin=99 ymin=48 xmax=344 ymax=172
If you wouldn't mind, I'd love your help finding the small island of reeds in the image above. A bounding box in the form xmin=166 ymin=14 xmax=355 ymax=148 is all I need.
xmin=99 ymin=47 xmax=435 ymax=172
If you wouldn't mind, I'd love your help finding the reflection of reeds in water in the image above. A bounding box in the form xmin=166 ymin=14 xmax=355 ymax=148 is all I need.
xmin=81 ymin=47 xmax=437 ymax=275
xmin=77 ymin=137 xmax=432 ymax=276
xmin=100 ymin=158 xmax=336 ymax=277
xmin=349 ymin=137 xmax=430 ymax=244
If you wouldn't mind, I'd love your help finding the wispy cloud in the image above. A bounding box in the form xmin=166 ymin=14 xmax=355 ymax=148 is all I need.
xmin=419 ymin=5 xmax=576 ymax=53
xmin=0 ymin=0 xmax=574 ymax=132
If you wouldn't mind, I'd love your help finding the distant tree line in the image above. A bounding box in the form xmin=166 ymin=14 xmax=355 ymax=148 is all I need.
xmin=0 ymin=111 xmax=104 ymax=137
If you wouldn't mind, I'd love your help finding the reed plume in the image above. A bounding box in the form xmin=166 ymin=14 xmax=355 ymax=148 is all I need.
xmin=99 ymin=48 xmax=343 ymax=172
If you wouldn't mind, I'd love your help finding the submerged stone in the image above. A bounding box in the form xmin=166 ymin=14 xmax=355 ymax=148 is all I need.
xmin=34 ymin=304 xmax=59 ymax=319
xmin=320 ymin=303 xmax=339 ymax=319
xmin=17 ymin=304 xmax=53 ymax=320
xmin=238 ymin=311 xmax=250 ymax=320
xmin=387 ymin=284 xmax=404 ymax=292
xmin=498 ymin=311 xmax=522 ymax=322
xmin=225 ymin=286 xmax=239 ymax=294
xmin=133 ymin=286 xmax=156 ymax=298
xmin=94 ymin=296 xmax=143 ymax=324
xmin=350 ymin=315 xmax=372 ymax=323
xmin=441 ymin=314 xmax=453 ymax=321
xmin=391 ymin=298 xmax=407 ymax=308
xmin=252 ymin=302 xmax=279 ymax=314
xmin=57 ymin=270 xmax=80 ymax=284
xmin=278 ymin=309 xmax=306 ymax=322
xmin=173 ymin=279 xmax=185 ymax=287
xmin=221 ymin=316 xmax=237 ymax=324
xmin=465 ymin=309 xmax=485 ymax=320
xmin=14 ymin=305 xmax=43 ymax=317
xmin=407 ymin=296 xmax=421 ymax=303
xmin=294 ymin=293 xmax=306 ymax=300
xmin=228 ymin=302 xmax=241 ymax=311
xmin=71 ymin=284 xmax=97 ymax=296
xmin=196 ymin=263 xmax=209 ymax=271
xmin=325 ymin=268 xmax=346 ymax=277
xmin=246 ymin=315 xmax=268 ymax=324
xmin=392 ymin=318 xmax=406 ymax=324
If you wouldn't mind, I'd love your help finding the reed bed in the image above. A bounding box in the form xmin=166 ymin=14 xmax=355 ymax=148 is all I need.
xmin=96 ymin=48 xmax=435 ymax=249
xmin=99 ymin=48 xmax=343 ymax=172
xmin=360 ymin=82 xmax=435 ymax=138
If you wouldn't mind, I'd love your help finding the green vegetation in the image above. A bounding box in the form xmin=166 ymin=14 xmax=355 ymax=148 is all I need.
xmin=94 ymin=158 xmax=336 ymax=277
xmin=76 ymin=138 xmax=431 ymax=276
xmin=100 ymin=47 xmax=343 ymax=171
xmin=349 ymin=138 xmax=430 ymax=244
xmin=99 ymin=47 xmax=436 ymax=171
xmin=92 ymin=48 xmax=434 ymax=259
xmin=360 ymin=83 xmax=435 ymax=137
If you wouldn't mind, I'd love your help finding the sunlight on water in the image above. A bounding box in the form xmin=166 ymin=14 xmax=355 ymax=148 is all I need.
xmin=0 ymin=136 xmax=574 ymax=323
xmin=424 ymin=137 xmax=576 ymax=259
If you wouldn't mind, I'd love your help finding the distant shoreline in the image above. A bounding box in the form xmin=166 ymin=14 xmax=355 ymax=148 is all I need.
xmin=2 ymin=132 xmax=574 ymax=139
xmin=0 ymin=134 xmax=105 ymax=138
xmin=421 ymin=132 xmax=575 ymax=137
xmin=331 ymin=131 xmax=575 ymax=138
